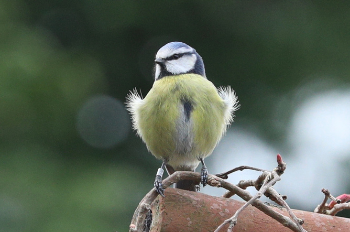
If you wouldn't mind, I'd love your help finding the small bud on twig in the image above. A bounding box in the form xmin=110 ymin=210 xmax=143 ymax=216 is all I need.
xmin=329 ymin=194 xmax=350 ymax=209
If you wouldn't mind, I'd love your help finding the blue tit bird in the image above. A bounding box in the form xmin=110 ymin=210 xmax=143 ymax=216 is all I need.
xmin=127 ymin=42 xmax=239 ymax=196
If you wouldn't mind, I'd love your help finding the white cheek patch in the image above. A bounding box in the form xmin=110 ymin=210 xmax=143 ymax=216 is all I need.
xmin=166 ymin=54 xmax=197 ymax=75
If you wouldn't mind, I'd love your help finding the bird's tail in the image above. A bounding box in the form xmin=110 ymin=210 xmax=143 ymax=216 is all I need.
xmin=175 ymin=179 xmax=197 ymax=191
xmin=166 ymin=164 xmax=198 ymax=192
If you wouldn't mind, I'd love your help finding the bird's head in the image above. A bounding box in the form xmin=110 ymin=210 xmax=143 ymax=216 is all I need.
xmin=154 ymin=42 xmax=206 ymax=80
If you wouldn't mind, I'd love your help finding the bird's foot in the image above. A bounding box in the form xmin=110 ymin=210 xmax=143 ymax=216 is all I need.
xmin=154 ymin=174 xmax=165 ymax=197
xmin=154 ymin=166 xmax=165 ymax=197
xmin=201 ymin=166 xmax=208 ymax=187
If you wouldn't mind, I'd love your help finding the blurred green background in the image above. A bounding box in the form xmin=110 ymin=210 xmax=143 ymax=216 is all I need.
xmin=2 ymin=1 xmax=350 ymax=231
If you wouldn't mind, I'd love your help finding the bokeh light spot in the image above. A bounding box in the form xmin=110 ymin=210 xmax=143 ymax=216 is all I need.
xmin=77 ymin=95 xmax=130 ymax=149
xmin=289 ymin=90 xmax=350 ymax=155
xmin=0 ymin=196 xmax=26 ymax=232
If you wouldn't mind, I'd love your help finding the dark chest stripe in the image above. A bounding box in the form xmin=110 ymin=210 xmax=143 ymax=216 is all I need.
xmin=182 ymin=100 xmax=193 ymax=122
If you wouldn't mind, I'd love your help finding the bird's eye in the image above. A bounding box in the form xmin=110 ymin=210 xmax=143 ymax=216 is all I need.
xmin=172 ymin=54 xmax=181 ymax=60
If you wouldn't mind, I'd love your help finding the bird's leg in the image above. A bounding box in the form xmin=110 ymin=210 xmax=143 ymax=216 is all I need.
xmin=200 ymin=158 xmax=208 ymax=187
xmin=154 ymin=161 xmax=166 ymax=197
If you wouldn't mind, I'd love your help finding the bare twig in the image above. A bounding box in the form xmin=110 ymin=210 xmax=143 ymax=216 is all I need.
xmin=215 ymin=154 xmax=306 ymax=232
xmin=216 ymin=166 xmax=267 ymax=179
xmin=314 ymin=189 xmax=333 ymax=214
xmin=329 ymin=202 xmax=350 ymax=216
xmin=222 ymin=171 xmax=276 ymax=200
xmin=324 ymin=189 xmax=340 ymax=203
xmin=214 ymin=171 xmax=282 ymax=232
xmin=314 ymin=189 xmax=350 ymax=216
xmin=267 ymin=188 xmax=305 ymax=231
xmin=208 ymin=174 xmax=303 ymax=232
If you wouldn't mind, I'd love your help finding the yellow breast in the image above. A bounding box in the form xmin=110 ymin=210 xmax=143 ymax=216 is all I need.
xmin=136 ymin=74 xmax=226 ymax=167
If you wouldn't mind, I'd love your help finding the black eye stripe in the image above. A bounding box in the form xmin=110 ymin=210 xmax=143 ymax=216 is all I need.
xmin=167 ymin=54 xmax=183 ymax=60
xmin=165 ymin=52 xmax=193 ymax=61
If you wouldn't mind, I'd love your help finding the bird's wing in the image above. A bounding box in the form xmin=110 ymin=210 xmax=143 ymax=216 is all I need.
xmin=126 ymin=89 xmax=144 ymax=133
xmin=218 ymin=86 xmax=240 ymax=126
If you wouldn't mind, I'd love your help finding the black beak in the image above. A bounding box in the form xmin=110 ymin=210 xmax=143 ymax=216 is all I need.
xmin=155 ymin=58 xmax=164 ymax=64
